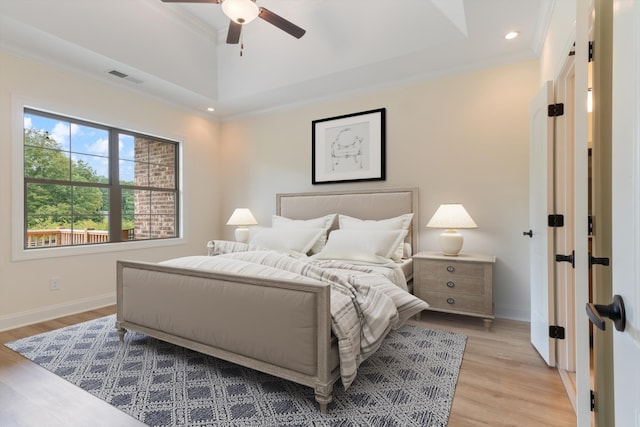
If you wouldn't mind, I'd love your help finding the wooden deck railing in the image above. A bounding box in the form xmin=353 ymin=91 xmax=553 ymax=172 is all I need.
xmin=26 ymin=228 xmax=134 ymax=248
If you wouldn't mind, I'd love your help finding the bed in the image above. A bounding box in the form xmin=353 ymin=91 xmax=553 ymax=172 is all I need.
xmin=116 ymin=187 xmax=427 ymax=413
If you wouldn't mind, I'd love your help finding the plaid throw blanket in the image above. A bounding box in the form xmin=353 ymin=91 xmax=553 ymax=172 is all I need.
xmin=173 ymin=240 xmax=429 ymax=388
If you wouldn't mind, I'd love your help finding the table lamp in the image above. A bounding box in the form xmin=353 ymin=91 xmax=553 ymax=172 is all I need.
xmin=226 ymin=208 xmax=257 ymax=243
xmin=426 ymin=204 xmax=477 ymax=256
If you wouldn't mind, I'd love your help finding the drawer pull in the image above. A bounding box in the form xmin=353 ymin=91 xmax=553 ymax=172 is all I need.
xmin=446 ymin=281 xmax=455 ymax=288
xmin=447 ymin=298 xmax=455 ymax=305
xmin=446 ymin=265 xmax=455 ymax=273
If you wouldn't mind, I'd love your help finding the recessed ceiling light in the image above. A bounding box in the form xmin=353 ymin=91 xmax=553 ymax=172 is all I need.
xmin=505 ymin=31 xmax=520 ymax=40
xmin=207 ymin=107 xmax=215 ymax=112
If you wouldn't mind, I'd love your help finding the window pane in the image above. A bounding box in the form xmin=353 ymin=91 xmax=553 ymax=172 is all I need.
xmin=119 ymin=134 xmax=136 ymax=161
xmin=72 ymin=214 xmax=109 ymax=245
xmin=127 ymin=190 xmax=177 ymax=240
xmin=149 ymin=140 xmax=175 ymax=165
xmin=134 ymin=137 xmax=149 ymax=162
xmin=72 ymin=153 xmax=109 ymax=183
xmin=24 ymin=146 xmax=71 ymax=180
xmin=119 ymin=159 xmax=135 ymax=184
xmin=150 ymin=191 xmax=176 ymax=238
xmin=122 ymin=190 xmax=135 ymax=240
xmin=26 ymin=183 xmax=72 ymax=229
xmin=133 ymin=217 xmax=150 ymax=240
xmin=152 ymin=215 xmax=177 ymax=238
xmin=25 ymin=225 xmax=64 ymax=248
xmin=122 ymin=189 xmax=135 ymax=215
xmin=134 ymin=190 xmax=150 ymax=215
xmin=134 ymin=162 xmax=149 ymax=187
xmin=149 ymin=163 xmax=175 ymax=188
xmin=70 ymin=124 xmax=109 ymax=157
xmin=72 ymin=186 xmax=107 ymax=222
xmin=151 ymin=191 xmax=176 ymax=215
xmin=121 ymin=226 xmax=135 ymax=241
xmin=24 ymin=114 xmax=70 ymax=151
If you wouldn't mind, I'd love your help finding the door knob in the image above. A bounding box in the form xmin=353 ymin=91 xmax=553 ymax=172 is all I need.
xmin=586 ymin=294 xmax=626 ymax=332
xmin=523 ymin=229 xmax=533 ymax=238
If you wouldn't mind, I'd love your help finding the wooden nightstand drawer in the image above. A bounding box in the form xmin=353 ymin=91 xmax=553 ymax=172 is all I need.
xmin=418 ymin=259 xmax=485 ymax=280
xmin=421 ymin=291 xmax=490 ymax=315
xmin=418 ymin=276 xmax=485 ymax=296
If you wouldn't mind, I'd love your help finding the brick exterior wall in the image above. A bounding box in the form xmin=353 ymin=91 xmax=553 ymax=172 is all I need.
xmin=133 ymin=137 xmax=177 ymax=239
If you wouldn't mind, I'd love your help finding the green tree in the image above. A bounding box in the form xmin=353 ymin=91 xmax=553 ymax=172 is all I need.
xmin=24 ymin=128 xmax=106 ymax=229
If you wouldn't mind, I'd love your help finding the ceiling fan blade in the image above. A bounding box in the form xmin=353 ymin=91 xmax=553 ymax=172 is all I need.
xmin=258 ymin=7 xmax=306 ymax=39
xmin=226 ymin=20 xmax=242 ymax=44
xmin=161 ymin=0 xmax=221 ymax=3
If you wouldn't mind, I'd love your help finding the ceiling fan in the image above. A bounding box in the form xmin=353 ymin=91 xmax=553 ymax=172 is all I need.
xmin=161 ymin=0 xmax=306 ymax=44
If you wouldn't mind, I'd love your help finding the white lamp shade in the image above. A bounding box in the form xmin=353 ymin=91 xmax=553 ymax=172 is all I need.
xmin=426 ymin=204 xmax=477 ymax=229
xmin=426 ymin=204 xmax=477 ymax=256
xmin=226 ymin=208 xmax=257 ymax=226
xmin=221 ymin=0 xmax=260 ymax=24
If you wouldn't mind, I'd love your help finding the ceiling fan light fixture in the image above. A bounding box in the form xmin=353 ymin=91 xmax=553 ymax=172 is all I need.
xmin=221 ymin=0 xmax=259 ymax=24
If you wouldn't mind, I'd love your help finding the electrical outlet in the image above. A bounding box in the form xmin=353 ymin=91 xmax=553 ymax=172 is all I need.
xmin=49 ymin=277 xmax=61 ymax=291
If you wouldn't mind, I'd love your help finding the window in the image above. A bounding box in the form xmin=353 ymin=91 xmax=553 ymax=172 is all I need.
xmin=23 ymin=109 xmax=179 ymax=249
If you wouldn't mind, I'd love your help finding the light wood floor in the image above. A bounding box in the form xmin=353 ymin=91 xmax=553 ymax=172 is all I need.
xmin=0 ymin=307 xmax=576 ymax=426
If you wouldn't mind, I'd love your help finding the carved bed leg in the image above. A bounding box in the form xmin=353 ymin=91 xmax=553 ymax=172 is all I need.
xmin=314 ymin=384 xmax=333 ymax=414
xmin=115 ymin=321 xmax=127 ymax=343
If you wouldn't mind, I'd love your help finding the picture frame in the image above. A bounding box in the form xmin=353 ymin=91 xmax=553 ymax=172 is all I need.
xmin=312 ymin=108 xmax=386 ymax=184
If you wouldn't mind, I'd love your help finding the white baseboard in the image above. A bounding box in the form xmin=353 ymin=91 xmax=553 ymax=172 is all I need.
xmin=0 ymin=293 xmax=116 ymax=332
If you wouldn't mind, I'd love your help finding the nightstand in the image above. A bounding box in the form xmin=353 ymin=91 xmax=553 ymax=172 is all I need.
xmin=413 ymin=251 xmax=496 ymax=330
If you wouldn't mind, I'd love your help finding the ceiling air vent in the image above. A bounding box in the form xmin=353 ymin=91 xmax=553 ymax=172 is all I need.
xmin=108 ymin=69 xmax=128 ymax=78
xmin=108 ymin=69 xmax=143 ymax=84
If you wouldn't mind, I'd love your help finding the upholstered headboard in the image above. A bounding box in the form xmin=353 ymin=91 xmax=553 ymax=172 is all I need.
xmin=276 ymin=188 xmax=419 ymax=255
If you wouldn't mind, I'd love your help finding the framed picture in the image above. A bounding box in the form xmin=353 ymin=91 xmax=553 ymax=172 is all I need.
xmin=312 ymin=108 xmax=386 ymax=184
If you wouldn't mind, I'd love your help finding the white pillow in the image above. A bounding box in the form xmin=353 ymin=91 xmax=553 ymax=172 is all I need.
xmin=338 ymin=213 xmax=414 ymax=261
xmin=312 ymin=229 xmax=408 ymax=264
xmin=403 ymin=242 xmax=412 ymax=259
xmin=248 ymin=227 xmax=325 ymax=255
xmin=272 ymin=214 xmax=336 ymax=254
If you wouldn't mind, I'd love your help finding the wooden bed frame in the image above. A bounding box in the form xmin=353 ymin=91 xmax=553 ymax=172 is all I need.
xmin=116 ymin=187 xmax=418 ymax=413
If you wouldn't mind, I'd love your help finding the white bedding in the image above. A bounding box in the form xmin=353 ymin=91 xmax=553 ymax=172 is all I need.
xmin=162 ymin=245 xmax=428 ymax=388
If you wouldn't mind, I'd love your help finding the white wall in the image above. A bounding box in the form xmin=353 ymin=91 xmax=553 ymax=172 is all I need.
xmin=0 ymin=51 xmax=541 ymax=326
xmin=0 ymin=51 xmax=222 ymax=330
xmin=220 ymin=60 xmax=540 ymax=320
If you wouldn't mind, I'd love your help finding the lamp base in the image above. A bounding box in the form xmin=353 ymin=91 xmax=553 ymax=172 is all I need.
xmin=234 ymin=227 xmax=250 ymax=243
xmin=439 ymin=229 xmax=463 ymax=256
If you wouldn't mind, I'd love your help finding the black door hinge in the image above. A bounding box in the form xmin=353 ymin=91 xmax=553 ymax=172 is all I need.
xmin=549 ymin=325 xmax=566 ymax=339
xmin=590 ymin=389 xmax=596 ymax=411
xmin=548 ymin=103 xmax=565 ymax=117
xmin=589 ymin=41 xmax=594 ymax=62
xmin=556 ymin=251 xmax=575 ymax=268
xmin=589 ymin=253 xmax=610 ymax=267
xmin=548 ymin=214 xmax=564 ymax=227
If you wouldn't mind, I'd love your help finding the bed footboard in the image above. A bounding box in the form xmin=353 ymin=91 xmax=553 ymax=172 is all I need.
xmin=116 ymin=260 xmax=339 ymax=413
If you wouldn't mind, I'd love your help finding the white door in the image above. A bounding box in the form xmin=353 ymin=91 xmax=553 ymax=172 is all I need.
xmin=529 ymin=81 xmax=556 ymax=366
xmin=554 ymin=58 xmax=577 ymax=373
xmin=610 ymin=0 xmax=640 ymax=424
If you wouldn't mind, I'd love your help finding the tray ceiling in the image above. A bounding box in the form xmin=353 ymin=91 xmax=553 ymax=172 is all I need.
xmin=0 ymin=0 xmax=553 ymax=120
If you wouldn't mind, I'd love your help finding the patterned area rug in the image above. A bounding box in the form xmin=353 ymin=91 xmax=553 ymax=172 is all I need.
xmin=5 ymin=315 xmax=466 ymax=426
